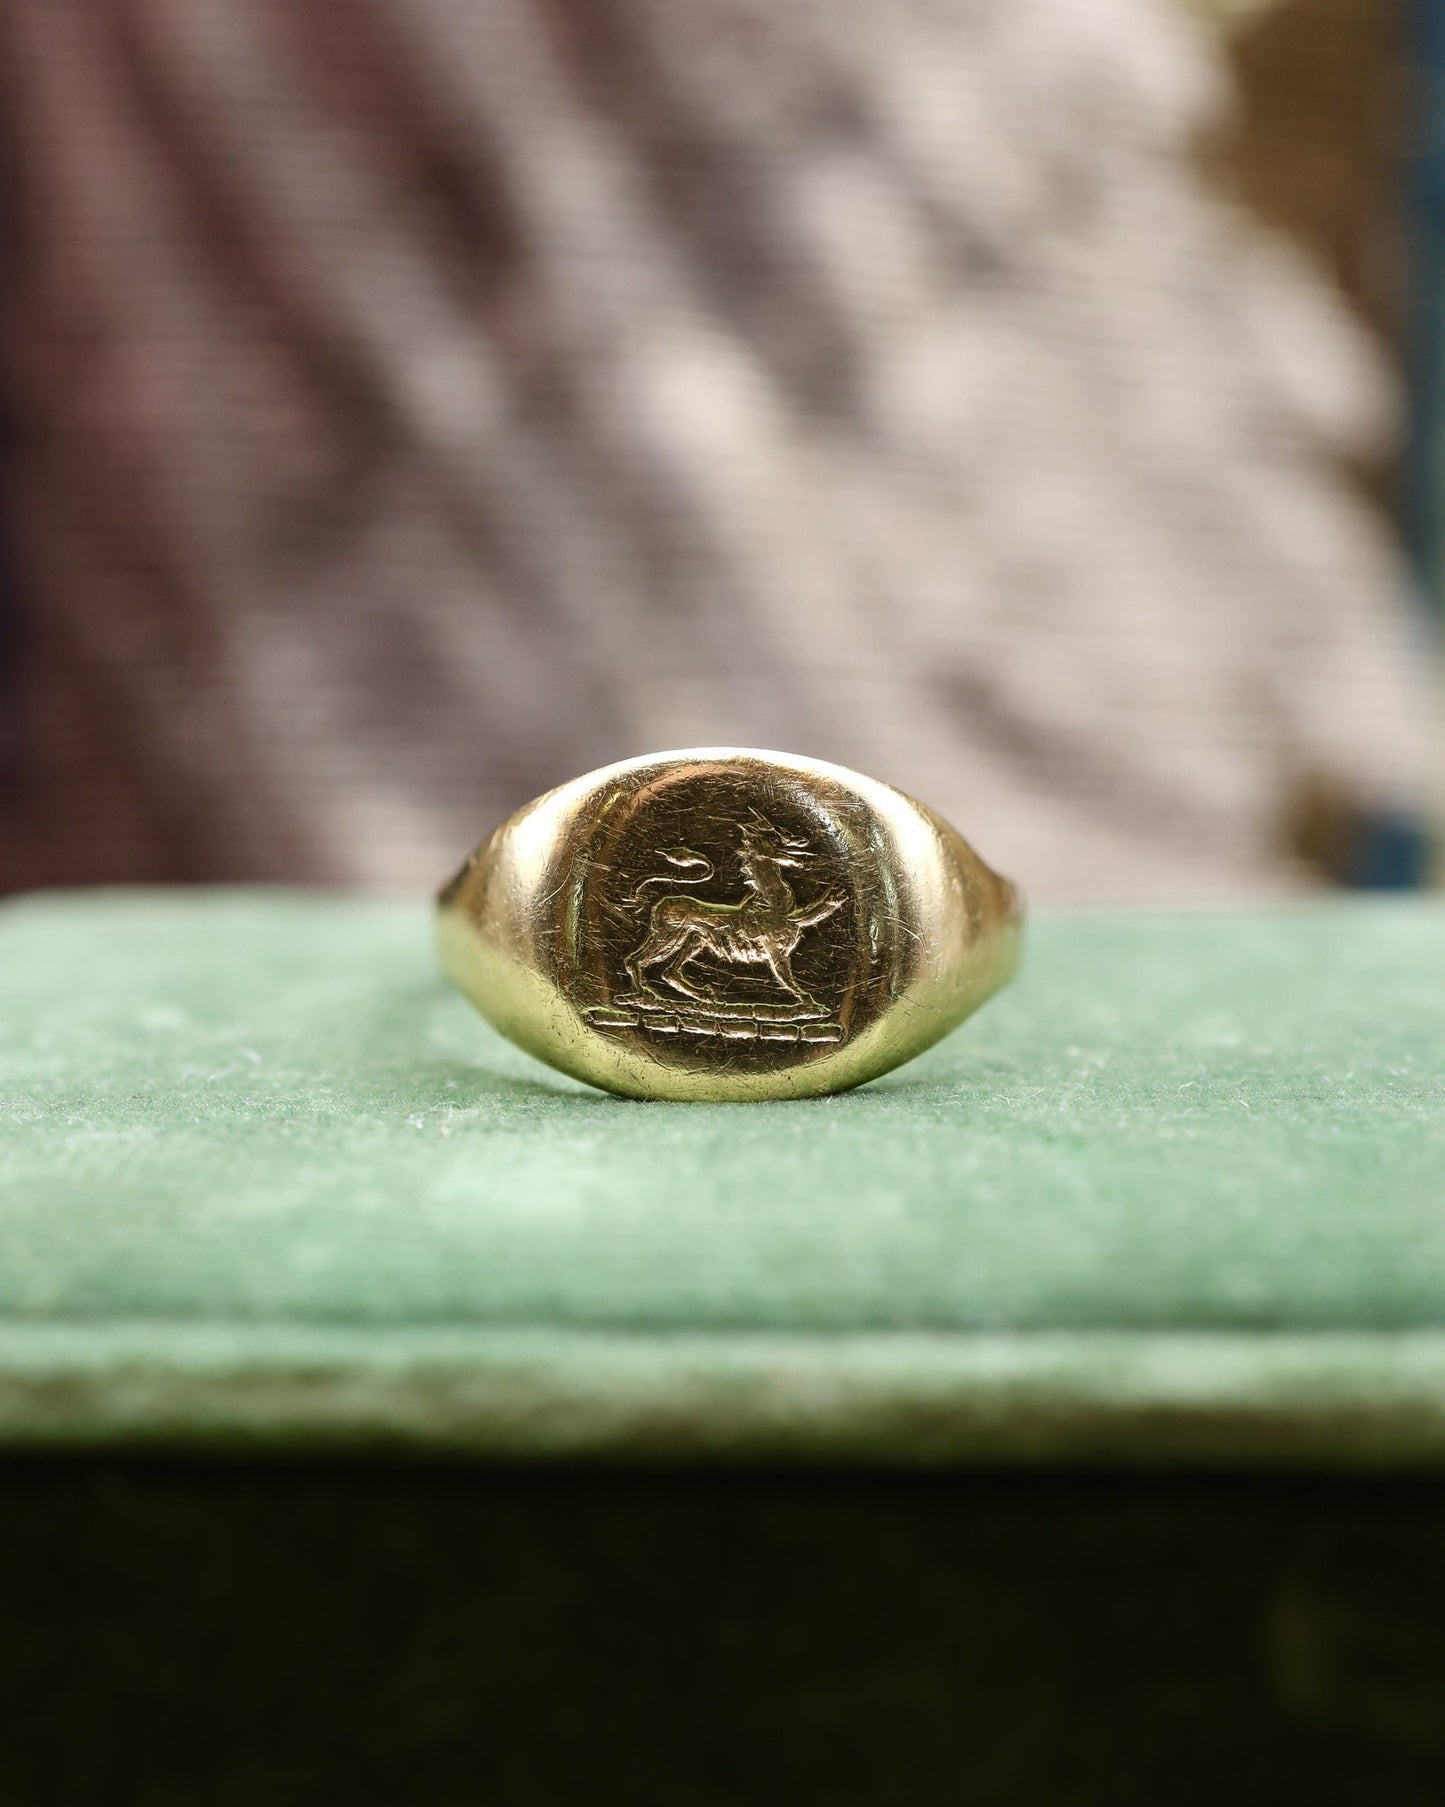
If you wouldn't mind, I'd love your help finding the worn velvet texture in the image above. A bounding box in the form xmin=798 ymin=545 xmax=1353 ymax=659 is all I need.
xmin=1 ymin=890 xmax=1443 ymax=1803
xmin=0 ymin=890 xmax=1442 ymax=1458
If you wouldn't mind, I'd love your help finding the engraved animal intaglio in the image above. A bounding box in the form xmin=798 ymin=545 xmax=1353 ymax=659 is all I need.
xmin=604 ymin=811 xmax=847 ymax=1042
xmin=438 ymin=749 xmax=1023 ymax=1102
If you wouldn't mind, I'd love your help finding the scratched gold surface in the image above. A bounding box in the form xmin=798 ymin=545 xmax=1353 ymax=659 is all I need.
xmin=438 ymin=749 xmax=1022 ymax=1101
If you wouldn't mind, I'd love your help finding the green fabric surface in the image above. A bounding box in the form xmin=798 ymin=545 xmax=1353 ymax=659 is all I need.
xmin=1 ymin=889 xmax=1442 ymax=1463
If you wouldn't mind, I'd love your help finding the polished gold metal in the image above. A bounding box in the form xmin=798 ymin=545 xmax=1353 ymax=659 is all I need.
xmin=437 ymin=748 xmax=1023 ymax=1101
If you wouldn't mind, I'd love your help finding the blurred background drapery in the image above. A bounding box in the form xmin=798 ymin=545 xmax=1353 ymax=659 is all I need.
xmin=0 ymin=0 xmax=1438 ymax=900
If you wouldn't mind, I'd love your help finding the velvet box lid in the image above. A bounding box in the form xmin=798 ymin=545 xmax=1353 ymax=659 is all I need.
xmin=1 ymin=890 xmax=1441 ymax=1468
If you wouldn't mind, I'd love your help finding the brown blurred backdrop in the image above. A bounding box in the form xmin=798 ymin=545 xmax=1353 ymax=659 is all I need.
xmin=0 ymin=0 xmax=1439 ymax=902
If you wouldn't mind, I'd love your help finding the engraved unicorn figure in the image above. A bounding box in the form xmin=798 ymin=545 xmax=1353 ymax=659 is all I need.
xmin=622 ymin=812 xmax=845 ymax=1010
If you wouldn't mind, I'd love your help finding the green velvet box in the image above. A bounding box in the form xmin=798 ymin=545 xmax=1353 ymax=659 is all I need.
xmin=1 ymin=891 xmax=1443 ymax=1803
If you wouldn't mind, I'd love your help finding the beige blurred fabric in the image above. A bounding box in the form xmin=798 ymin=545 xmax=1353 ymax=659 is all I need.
xmin=1186 ymin=0 xmax=1284 ymax=34
xmin=0 ymin=0 xmax=1436 ymax=899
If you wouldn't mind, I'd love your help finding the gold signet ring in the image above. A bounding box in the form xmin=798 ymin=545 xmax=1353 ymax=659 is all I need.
xmin=438 ymin=748 xmax=1023 ymax=1101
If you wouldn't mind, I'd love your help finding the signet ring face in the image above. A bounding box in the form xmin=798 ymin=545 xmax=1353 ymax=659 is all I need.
xmin=438 ymin=748 xmax=1023 ymax=1101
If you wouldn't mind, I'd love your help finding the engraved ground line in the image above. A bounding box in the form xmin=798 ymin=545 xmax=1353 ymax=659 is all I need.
xmin=585 ymin=1006 xmax=844 ymax=1044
